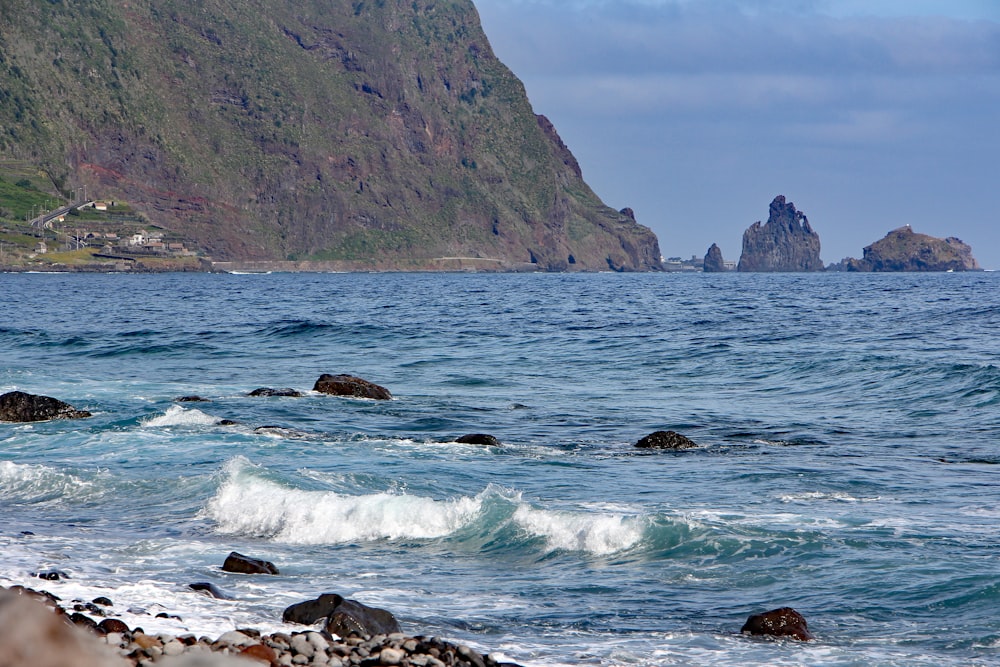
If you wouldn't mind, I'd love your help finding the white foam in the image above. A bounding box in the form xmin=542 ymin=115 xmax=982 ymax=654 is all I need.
xmin=511 ymin=505 xmax=644 ymax=555
xmin=203 ymin=459 xmax=483 ymax=543
xmin=142 ymin=405 xmax=218 ymax=427
xmin=0 ymin=460 xmax=93 ymax=502
xmin=779 ymin=491 xmax=881 ymax=503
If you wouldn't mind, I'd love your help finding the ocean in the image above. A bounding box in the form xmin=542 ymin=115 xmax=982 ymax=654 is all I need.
xmin=1 ymin=271 xmax=999 ymax=666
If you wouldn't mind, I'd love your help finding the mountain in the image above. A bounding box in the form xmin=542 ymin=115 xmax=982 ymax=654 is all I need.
xmin=737 ymin=196 xmax=823 ymax=272
xmin=0 ymin=0 xmax=661 ymax=271
xmin=831 ymin=226 xmax=980 ymax=272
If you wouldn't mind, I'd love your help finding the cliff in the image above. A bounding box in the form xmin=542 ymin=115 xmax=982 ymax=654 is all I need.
xmin=737 ymin=196 xmax=823 ymax=272
xmin=0 ymin=0 xmax=661 ymax=271
xmin=833 ymin=226 xmax=980 ymax=272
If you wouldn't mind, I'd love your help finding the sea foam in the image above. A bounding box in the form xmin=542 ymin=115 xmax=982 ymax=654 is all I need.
xmin=511 ymin=505 xmax=644 ymax=555
xmin=142 ymin=405 xmax=219 ymax=427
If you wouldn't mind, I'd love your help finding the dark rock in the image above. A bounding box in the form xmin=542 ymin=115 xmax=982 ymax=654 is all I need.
xmin=737 ymin=196 xmax=823 ymax=272
xmin=189 ymin=582 xmax=232 ymax=599
xmin=70 ymin=612 xmax=100 ymax=631
xmin=313 ymin=374 xmax=392 ymax=400
xmin=155 ymin=612 xmax=182 ymax=620
xmin=619 ymin=207 xmax=636 ymax=221
xmin=96 ymin=617 xmax=130 ymax=634
xmin=283 ymin=593 xmax=400 ymax=638
xmin=0 ymin=391 xmax=92 ymax=422
xmin=248 ymin=387 xmax=303 ymax=397
xmin=635 ymin=430 xmax=698 ymax=450
xmin=92 ymin=597 xmax=113 ymax=607
xmin=741 ymin=607 xmax=813 ymax=641
xmin=703 ymin=243 xmax=727 ymax=272
xmin=456 ymin=433 xmax=501 ymax=446
xmin=32 ymin=569 xmax=69 ymax=581
xmin=175 ymin=395 xmax=210 ymax=402
xmin=217 ymin=419 xmax=240 ymax=426
xmin=221 ymin=551 xmax=279 ymax=575
xmin=832 ymin=225 xmax=981 ymax=272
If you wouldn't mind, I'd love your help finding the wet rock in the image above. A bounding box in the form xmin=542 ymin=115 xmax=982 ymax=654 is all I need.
xmin=97 ymin=618 xmax=130 ymax=634
xmin=217 ymin=419 xmax=240 ymax=426
xmin=313 ymin=374 xmax=392 ymax=400
xmin=175 ymin=395 xmax=210 ymax=402
xmin=456 ymin=434 xmax=501 ymax=446
xmin=222 ymin=552 xmax=279 ymax=575
xmin=32 ymin=569 xmax=69 ymax=581
xmin=283 ymin=593 xmax=400 ymax=638
xmin=0 ymin=390 xmax=92 ymax=422
xmin=92 ymin=596 xmax=113 ymax=607
xmin=189 ymin=582 xmax=233 ymax=599
xmin=634 ymin=430 xmax=698 ymax=449
xmin=741 ymin=607 xmax=813 ymax=640
xmin=248 ymin=387 xmax=303 ymax=397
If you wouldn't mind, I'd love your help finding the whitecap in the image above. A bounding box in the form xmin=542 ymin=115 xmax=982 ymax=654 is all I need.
xmin=142 ymin=405 xmax=219 ymax=427
xmin=511 ymin=505 xmax=644 ymax=555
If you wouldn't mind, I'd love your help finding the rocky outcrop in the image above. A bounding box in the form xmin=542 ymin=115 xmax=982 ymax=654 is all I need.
xmin=248 ymin=387 xmax=303 ymax=397
xmin=283 ymin=593 xmax=401 ymax=638
xmin=0 ymin=391 xmax=92 ymax=422
xmin=741 ymin=607 xmax=813 ymax=641
xmin=703 ymin=243 xmax=727 ymax=272
xmin=833 ymin=226 xmax=980 ymax=272
xmin=314 ymin=374 xmax=392 ymax=400
xmin=738 ymin=196 xmax=823 ymax=272
xmin=456 ymin=434 xmax=501 ymax=446
xmin=635 ymin=431 xmax=698 ymax=450
xmin=221 ymin=551 xmax=279 ymax=575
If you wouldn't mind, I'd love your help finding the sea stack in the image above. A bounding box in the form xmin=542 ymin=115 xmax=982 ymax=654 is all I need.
xmin=737 ymin=196 xmax=823 ymax=272
xmin=703 ymin=243 xmax=727 ymax=272
xmin=834 ymin=226 xmax=980 ymax=272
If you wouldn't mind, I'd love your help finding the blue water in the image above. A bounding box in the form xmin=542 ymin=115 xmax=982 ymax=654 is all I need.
xmin=2 ymin=271 xmax=999 ymax=666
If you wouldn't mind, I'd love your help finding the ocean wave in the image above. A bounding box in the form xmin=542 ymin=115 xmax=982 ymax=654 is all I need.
xmin=511 ymin=505 xmax=645 ymax=555
xmin=142 ymin=405 xmax=219 ymax=427
xmin=0 ymin=460 xmax=94 ymax=503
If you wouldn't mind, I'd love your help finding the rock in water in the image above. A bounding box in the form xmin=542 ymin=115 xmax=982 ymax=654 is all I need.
xmin=0 ymin=391 xmax=92 ymax=422
xmin=283 ymin=593 xmax=401 ymax=638
xmin=835 ymin=225 xmax=981 ymax=272
xmin=741 ymin=607 xmax=813 ymax=640
xmin=737 ymin=196 xmax=823 ymax=272
xmin=635 ymin=430 xmax=698 ymax=449
xmin=703 ymin=243 xmax=727 ymax=272
xmin=248 ymin=387 xmax=303 ymax=397
xmin=456 ymin=433 xmax=501 ymax=446
xmin=221 ymin=552 xmax=279 ymax=575
xmin=313 ymin=374 xmax=392 ymax=400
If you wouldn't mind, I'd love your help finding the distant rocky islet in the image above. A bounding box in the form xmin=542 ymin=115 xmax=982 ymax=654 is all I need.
xmin=702 ymin=195 xmax=980 ymax=272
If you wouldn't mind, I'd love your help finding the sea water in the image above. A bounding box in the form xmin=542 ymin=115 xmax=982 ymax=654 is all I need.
xmin=1 ymin=271 xmax=999 ymax=666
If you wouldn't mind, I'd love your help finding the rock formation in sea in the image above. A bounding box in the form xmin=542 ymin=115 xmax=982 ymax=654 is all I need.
xmin=740 ymin=607 xmax=813 ymax=641
xmin=0 ymin=390 xmax=91 ymax=422
xmin=0 ymin=0 xmax=662 ymax=271
xmin=314 ymin=374 xmax=393 ymax=400
xmin=829 ymin=226 xmax=981 ymax=272
xmin=703 ymin=243 xmax=727 ymax=272
xmin=737 ymin=196 xmax=824 ymax=272
xmin=634 ymin=430 xmax=698 ymax=450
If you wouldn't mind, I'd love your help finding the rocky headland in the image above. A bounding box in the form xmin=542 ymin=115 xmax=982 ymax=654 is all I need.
xmin=829 ymin=226 xmax=981 ymax=272
xmin=737 ymin=196 xmax=823 ymax=272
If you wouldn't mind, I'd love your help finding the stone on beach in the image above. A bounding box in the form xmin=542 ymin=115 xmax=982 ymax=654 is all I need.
xmin=0 ymin=390 xmax=92 ymax=422
xmin=221 ymin=551 xmax=279 ymax=575
xmin=313 ymin=374 xmax=392 ymax=400
xmin=741 ymin=606 xmax=813 ymax=640
xmin=634 ymin=430 xmax=697 ymax=449
xmin=283 ymin=593 xmax=401 ymax=637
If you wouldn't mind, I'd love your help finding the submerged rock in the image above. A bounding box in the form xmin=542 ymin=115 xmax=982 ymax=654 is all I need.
xmin=175 ymin=395 xmax=210 ymax=402
xmin=313 ymin=374 xmax=392 ymax=400
xmin=247 ymin=387 xmax=303 ymax=397
xmin=635 ymin=430 xmax=698 ymax=449
xmin=0 ymin=390 xmax=92 ymax=422
xmin=221 ymin=551 xmax=279 ymax=575
xmin=456 ymin=433 xmax=501 ymax=446
xmin=741 ymin=607 xmax=813 ymax=640
xmin=189 ymin=582 xmax=233 ymax=599
xmin=738 ymin=196 xmax=823 ymax=272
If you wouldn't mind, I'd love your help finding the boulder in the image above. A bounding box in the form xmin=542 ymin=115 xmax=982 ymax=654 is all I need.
xmin=221 ymin=552 xmax=279 ymax=575
xmin=703 ymin=243 xmax=727 ymax=272
xmin=0 ymin=391 xmax=91 ymax=422
xmin=248 ymin=387 xmax=303 ymax=397
xmin=313 ymin=374 xmax=392 ymax=400
xmin=456 ymin=433 xmax=501 ymax=446
xmin=740 ymin=607 xmax=813 ymax=640
xmin=737 ymin=196 xmax=823 ymax=272
xmin=283 ymin=593 xmax=400 ymax=638
xmin=635 ymin=430 xmax=697 ymax=449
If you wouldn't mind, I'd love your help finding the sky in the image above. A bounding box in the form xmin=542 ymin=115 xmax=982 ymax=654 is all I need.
xmin=473 ymin=0 xmax=1000 ymax=268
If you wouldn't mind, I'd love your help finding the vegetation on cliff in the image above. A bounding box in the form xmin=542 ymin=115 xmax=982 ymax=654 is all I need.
xmin=0 ymin=0 xmax=661 ymax=271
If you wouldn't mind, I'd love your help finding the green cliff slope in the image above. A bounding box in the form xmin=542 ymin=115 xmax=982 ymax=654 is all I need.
xmin=0 ymin=0 xmax=661 ymax=271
